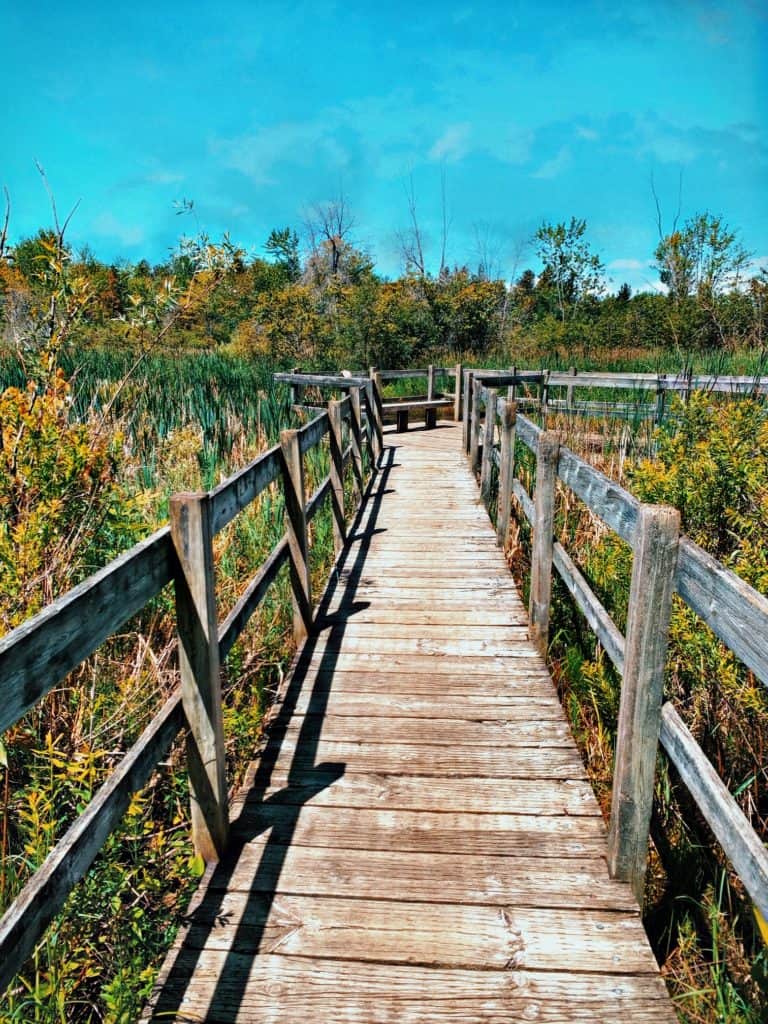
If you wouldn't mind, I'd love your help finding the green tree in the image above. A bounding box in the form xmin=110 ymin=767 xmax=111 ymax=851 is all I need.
xmin=534 ymin=218 xmax=605 ymax=322
xmin=265 ymin=227 xmax=301 ymax=282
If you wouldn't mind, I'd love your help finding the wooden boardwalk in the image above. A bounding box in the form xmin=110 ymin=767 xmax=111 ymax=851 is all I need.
xmin=144 ymin=421 xmax=676 ymax=1023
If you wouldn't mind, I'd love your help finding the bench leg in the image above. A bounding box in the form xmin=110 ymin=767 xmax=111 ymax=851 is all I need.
xmin=425 ymin=408 xmax=437 ymax=429
xmin=396 ymin=409 xmax=410 ymax=432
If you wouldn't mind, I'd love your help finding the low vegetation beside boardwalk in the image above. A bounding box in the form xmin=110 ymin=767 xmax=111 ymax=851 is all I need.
xmin=0 ymin=210 xmax=766 ymax=1021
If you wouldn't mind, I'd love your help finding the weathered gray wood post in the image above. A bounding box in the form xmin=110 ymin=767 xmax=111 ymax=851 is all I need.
xmin=170 ymin=493 xmax=229 ymax=862
xmin=427 ymin=363 xmax=435 ymax=401
xmin=496 ymin=399 xmax=517 ymax=547
xmin=540 ymin=370 xmax=550 ymax=420
xmin=608 ymin=504 xmax=680 ymax=904
xmin=566 ymin=366 xmax=577 ymax=414
xmin=462 ymin=369 xmax=473 ymax=452
xmin=508 ymin=365 xmax=518 ymax=401
xmin=349 ymin=386 xmax=364 ymax=501
xmin=528 ymin=431 xmax=560 ymax=655
xmin=469 ymin=378 xmax=483 ymax=474
xmin=368 ymin=366 xmax=384 ymax=463
xmin=454 ymin=363 xmax=463 ymax=421
xmin=328 ymin=398 xmax=346 ymax=555
xmin=654 ymin=376 xmax=667 ymax=426
xmin=480 ymin=387 xmax=497 ymax=507
xmin=280 ymin=428 xmax=312 ymax=644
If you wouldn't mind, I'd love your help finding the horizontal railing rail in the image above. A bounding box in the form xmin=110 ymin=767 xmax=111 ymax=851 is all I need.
xmin=0 ymin=386 xmax=376 ymax=996
xmin=467 ymin=382 xmax=768 ymax=922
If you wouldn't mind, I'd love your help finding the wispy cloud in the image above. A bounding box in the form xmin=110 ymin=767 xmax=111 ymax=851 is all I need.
xmin=532 ymin=146 xmax=571 ymax=179
xmin=429 ymin=123 xmax=472 ymax=163
xmin=90 ymin=212 xmax=146 ymax=247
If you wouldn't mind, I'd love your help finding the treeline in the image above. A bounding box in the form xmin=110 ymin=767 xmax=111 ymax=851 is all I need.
xmin=1 ymin=206 xmax=766 ymax=371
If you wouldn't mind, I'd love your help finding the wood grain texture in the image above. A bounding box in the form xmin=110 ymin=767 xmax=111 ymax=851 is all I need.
xmin=147 ymin=420 xmax=672 ymax=1022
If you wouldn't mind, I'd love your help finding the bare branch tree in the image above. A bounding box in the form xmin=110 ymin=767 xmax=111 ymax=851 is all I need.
xmin=0 ymin=186 xmax=10 ymax=261
xmin=396 ymin=174 xmax=426 ymax=277
xmin=304 ymin=194 xmax=355 ymax=276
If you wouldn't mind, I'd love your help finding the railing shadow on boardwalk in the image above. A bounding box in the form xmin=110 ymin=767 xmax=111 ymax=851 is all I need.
xmin=148 ymin=446 xmax=397 ymax=1023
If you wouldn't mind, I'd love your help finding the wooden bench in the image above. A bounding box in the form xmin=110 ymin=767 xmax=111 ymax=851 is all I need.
xmin=381 ymin=398 xmax=453 ymax=432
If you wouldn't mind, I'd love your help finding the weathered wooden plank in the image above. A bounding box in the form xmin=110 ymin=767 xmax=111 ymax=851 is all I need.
xmin=315 ymin=623 xmax=530 ymax=640
xmin=660 ymin=702 xmax=768 ymax=922
xmin=209 ymin=844 xmax=635 ymax=910
xmin=608 ymin=505 xmax=680 ymax=902
xmin=557 ymin=446 xmax=639 ymax=545
xmin=296 ymin=410 xmax=329 ymax=454
xmin=496 ymin=399 xmax=516 ymax=546
xmin=0 ymin=695 xmax=184 ymax=995
xmin=145 ymin=953 xmax=674 ymax=1023
xmin=281 ymin=428 xmax=312 ymax=643
xmin=515 ymin=412 xmax=541 ymax=450
xmin=304 ymin=635 xmax=540 ymax=657
xmin=286 ymin=669 xmax=554 ymax=695
xmin=262 ymin=737 xmax=588 ymax=779
xmin=170 ymin=493 xmax=229 ymax=862
xmin=0 ymin=527 xmax=174 ymax=735
xmin=177 ymin=893 xmax=656 ymax=974
xmin=305 ymin=474 xmax=331 ymax=521
xmin=529 ymin=432 xmax=559 ymax=653
xmin=552 ymin=541 xmax=625 ymax=673
xmin=281 ymin=691 xmax=564 ymax=720
xmin=274 ymin=372 xmax=368 ymax=388
xmin=218 ymin=537 xmax=290 ymax=660
xmin=328 ymin=398 xmax=346 ymax=554
xmin=278 ymin=713 xmax=573 ymax=747
xmin=243 ymin=772 xmax=601 ymax=817
xmin=208 ymin=445 xmax=282 ymax=535
xmin=231 ymin=803 xmax=606 ymax=857
xmin=382 ymin=398 xmax=453 ymax=411
xmin=676 ymin=537 xmax=768 ymax=687
xmin=480 ymin=387 xmax=497 ymax=505
xmin=512 ymin=476 xmax=534 ymax=523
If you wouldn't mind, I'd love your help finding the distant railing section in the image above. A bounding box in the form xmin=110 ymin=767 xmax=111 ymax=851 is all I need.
xmin=465 ymin=381 xmax=768 ymax=923
xmin=0 ymin=387 xmax=376 ymax=996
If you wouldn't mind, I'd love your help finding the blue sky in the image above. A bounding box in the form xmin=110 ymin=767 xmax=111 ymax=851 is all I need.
xmin=3 ymin=0 xmax=767 ymax=292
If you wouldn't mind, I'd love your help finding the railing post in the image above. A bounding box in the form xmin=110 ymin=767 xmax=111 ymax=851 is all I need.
xmin=608 ymin=504 xmax=680 ymax=904
xmin=528 ymin=431 xmax=560 ymax=655
xmin=480 ymin=387 xmax=497 ymax=506
xmin=328 ymin=398 xmax=346 ymax=556
xmin=566 ymin=366 xmax=577 ymax=413
xmin=508 ymin=365 xmax=517 ymax=401
xmin=540 ymin=369 xmax=550 ymax=420
xmin=496 ymin=399 xmax=517 ymax=547
xmin=170 ymin=492 xmax=229 ymax=862
xmin=454 ymin=362 xmax=463 ymax=421
xmin=349 ymin=386 xmax=364 ymax=502
xmin=280 ymin=428 xmax=312 ymax=644
xmin=368 ymin=366 xmax=384 ymax=464
xmin=462 ymin=369 xmax=473 ymax=452
xmin=655 ymin=376 xmax=667 ymax=426
xmin=427 ymin=363 xmax=435 ymax=401
xmin=469 ymin=378 xmax=482 ymax=473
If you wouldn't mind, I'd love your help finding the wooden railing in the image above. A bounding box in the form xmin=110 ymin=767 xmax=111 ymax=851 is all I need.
xmin=0 ymin=387 xmax=376 ymax=995
xmin=465 ymin=367 xmax=768 ymax=423
xmin=465 ymin=381 xmax=768 ymax=920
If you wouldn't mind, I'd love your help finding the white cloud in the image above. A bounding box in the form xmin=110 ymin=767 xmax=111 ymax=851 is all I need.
xmin=212 ymin=118 xmax=350 ymax=185
xmin=429 ymin=123 xmax=472 ymax=163
xmin=145 ymin=169 xmax=184 ymax=185
xmin=575 ymin=125 xmax=599 ymax=141
xmin=532 ymin=146 xmax=571 ymax=179
xmin=90 ymin=212 xmax=146 ymax=247
xmin=607 ymin=257 xmax=653 ymax=271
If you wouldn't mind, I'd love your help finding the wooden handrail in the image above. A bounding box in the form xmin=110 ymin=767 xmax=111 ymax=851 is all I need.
xmin=0 ymin=387 xmax=374 ymax=997
xmin=468 ymin=382 xmax=768 ymax=917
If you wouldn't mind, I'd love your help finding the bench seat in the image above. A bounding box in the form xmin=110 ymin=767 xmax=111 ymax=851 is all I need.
xmin=381 ymin=398 xmax=453 ymax=432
